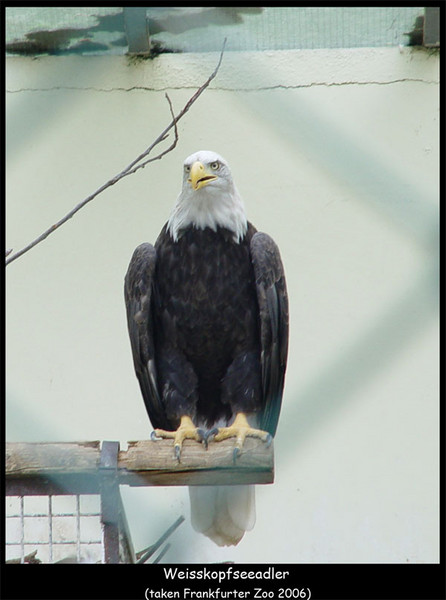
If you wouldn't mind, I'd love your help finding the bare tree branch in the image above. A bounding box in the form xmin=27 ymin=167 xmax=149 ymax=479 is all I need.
xmin=6 ymin=40 xmax=226 ymax=267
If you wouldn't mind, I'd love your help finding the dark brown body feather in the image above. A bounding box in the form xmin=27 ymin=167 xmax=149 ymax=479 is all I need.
xmin=125 ymin=222 xmax=288 ymax=437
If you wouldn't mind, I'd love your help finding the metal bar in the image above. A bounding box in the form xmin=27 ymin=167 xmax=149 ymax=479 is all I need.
xmin=99 ymin=441 xmax=120 ymax=564
xmin=20 ymin=496 xmax=24 ymax=564
xmin=136 ymin=516 xmax=185 ymax=564
xmin=48 ymin=495 xmax=53 ymax=563
xmin=116 ymin=493 xmax=136 ymax=564
xmin=124 ymin=7 xmax=150 ymax=54
xmin=153 ymin=543 xmax=171 ymax=564
xmin=424 ymin=7 xmax=440 ymax=47
xmin=75 ymin=495 xmax=81 ymax=563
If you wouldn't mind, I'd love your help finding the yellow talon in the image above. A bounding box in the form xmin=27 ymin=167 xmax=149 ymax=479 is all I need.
xmin=152 ymin=416 xmax=203 ymax=461
xmin=212 ymin=413 xmax=272 ymax=461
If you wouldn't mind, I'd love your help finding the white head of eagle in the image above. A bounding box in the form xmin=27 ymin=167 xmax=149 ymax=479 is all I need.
xmin=167 ymin=150 xmax=248 ymax=243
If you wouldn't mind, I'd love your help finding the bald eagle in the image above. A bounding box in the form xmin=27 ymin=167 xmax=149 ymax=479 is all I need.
xmin=125 ymin=151 xmax=288 ymax=546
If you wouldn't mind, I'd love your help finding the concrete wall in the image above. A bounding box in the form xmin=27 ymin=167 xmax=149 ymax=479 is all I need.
xmin=6 ymin=47 xmax=439 ymax=563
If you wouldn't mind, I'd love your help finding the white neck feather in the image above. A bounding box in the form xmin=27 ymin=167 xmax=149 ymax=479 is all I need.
xmin=167 ymin=184 xmax=248 ymax=243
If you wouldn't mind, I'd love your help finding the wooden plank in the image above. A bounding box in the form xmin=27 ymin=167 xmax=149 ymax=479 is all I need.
xmin=120 ymin=437 xmax=274 ymax=486
xmin=6 ymin=441 xmax=100 ymax=476
xmin=6 ymin=438 xmax=274 ymax=487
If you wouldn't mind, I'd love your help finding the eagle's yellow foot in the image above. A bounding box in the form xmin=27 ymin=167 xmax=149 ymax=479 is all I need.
xmin=151 ymin=416 xmax=204 ymax=461
xmin=209 ymin=413 xmax=272 ymax=463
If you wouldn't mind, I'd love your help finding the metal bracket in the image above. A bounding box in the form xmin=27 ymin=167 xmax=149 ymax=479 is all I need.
xmin=100 ymin=440 xmax=120 ymax=473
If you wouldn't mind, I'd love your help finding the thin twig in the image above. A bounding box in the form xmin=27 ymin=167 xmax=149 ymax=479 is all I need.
xmin=6 ymin=40 xmax=227 ymax=267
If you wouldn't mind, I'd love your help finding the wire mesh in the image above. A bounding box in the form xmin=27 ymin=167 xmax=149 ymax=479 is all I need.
xmin=5 ymin=7 xmax=425 ymax=56
xmin=5 ymin=494 xmax=104 ymax=564
xmin=150 ymin=7 xmax=424 ymax=52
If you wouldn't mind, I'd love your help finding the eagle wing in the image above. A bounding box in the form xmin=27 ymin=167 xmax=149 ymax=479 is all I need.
xmin=250 ymin=232 xmax=289 ymax=437
xmin=124 ymin=243 xmax=168 ymax=430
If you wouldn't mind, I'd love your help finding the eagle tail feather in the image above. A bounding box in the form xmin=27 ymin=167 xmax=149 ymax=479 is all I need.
xmin=189 ymin=485 xmax=255 ymax=546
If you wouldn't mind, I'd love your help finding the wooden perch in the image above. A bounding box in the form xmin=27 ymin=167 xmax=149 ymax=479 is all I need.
xmin=6 ymin=438 xmax=274 ymax=491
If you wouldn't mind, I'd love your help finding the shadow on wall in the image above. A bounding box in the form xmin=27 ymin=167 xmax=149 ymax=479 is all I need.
xmin=279 ymin=263 xmax=437 ymax=453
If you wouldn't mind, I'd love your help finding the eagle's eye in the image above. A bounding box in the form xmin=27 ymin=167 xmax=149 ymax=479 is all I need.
xmin=210 ymin=161 xmax=220 ymax=171
xmin=184 ymin=165 xmax=191 ymax=173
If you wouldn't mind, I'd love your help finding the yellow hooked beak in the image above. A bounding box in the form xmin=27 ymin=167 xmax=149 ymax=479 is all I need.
xmin=188 ymin=161 xmax=218 ymax=191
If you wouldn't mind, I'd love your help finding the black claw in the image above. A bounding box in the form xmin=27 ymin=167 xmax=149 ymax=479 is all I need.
xmin=150 ymin=431 xmax=160 ymax=441
xmin=265 ymin=433 xmax=273 ymax=448
xmin=174 ymin=444 xmax=181 ymax=462
xmin=197 ymin=428 xmax=209 ymax=449
xmin=232 ymin=446 xmax=241 ymax=464
xmin=204 ymin=427 xmax=219 ymax=444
